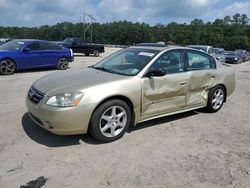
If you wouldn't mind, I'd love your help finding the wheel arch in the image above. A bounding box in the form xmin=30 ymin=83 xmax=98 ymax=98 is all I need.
xmin=0 ymin=57 xmax=18 ymax=70
xmin=212 ymin=84 xmax=227 ymax=102
xmin=89 ymin=95 xmax=135 ymax=129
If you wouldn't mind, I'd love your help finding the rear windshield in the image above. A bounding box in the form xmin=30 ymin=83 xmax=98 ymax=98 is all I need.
xmin=215 ymin=49 xmax=224 ymax=54
xmin=189 ymin=46 xmax=207 ymax=53
xmin=0 ymin=41 xmax=25 ymax=50
xmin=225 ymin=51 xmax=236 ymax=55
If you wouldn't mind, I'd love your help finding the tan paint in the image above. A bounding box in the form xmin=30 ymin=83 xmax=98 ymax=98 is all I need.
xmin=26 ymin=46 xmax=236 ymax=135
xmin=141 ymin=72 xmax=189 ymax=117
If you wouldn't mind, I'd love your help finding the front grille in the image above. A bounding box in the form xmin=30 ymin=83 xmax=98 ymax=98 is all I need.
xmin=28 ymin=86 xmax=45 ymax=104
xmin=226 ymin=57 xmax=235 ymax=61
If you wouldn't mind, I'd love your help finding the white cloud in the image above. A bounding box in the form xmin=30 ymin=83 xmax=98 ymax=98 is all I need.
xmin=219 ymin=1 xmax=250 ymax=17
xmin=0 ymin=0 xmax=249 ymax=26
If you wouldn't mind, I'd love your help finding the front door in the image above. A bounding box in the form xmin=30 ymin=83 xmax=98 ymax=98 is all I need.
xmin=17 ymin=42 xmax=44 ymax=69
xmin=141 ymin=49 xmax=189 ymax=118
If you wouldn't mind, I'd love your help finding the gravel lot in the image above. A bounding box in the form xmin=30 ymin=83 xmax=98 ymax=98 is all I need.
xmin=0 ymin=48 xmax=250 ymax=188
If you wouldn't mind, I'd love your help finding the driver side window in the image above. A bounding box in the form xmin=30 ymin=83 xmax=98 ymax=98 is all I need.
xmin=149 ymin=50 xmax=185 ymax=74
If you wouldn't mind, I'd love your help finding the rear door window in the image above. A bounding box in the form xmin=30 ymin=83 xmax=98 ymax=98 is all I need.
xmin=187 ymin=50 xmax=216 ymax=70
xmin=40 ymin=42 xmax=61 ymax=50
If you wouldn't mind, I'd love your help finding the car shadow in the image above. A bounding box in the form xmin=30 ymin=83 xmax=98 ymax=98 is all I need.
xmin=129 ymin=110 xmax=199 ymax=132
xmin=21 ymin=113 xmax=100 ymax=147
xmin=16 ymin=68 xmax=58 ymax=74
xmin=74 ymin=54 xmax=102 ymax=58
xmin=22 ymin=110 xmax=200 ymax=147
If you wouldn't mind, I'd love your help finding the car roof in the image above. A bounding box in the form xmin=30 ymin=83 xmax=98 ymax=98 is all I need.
xmin=12 ymin=39 xmax=49 ymax=43
xmin=188 ymin=45 xmax=213 ymax=48
xmin=130 ymin=45 xmax=197 ymax=52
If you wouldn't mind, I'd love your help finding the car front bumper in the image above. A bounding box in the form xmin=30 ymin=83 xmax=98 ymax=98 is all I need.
xmin=25 ymin=96 xmax=92 ymax=135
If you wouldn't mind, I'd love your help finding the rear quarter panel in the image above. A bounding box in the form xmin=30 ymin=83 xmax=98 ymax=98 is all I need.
xmin=212 ymin=63 xmax=236 ymax=97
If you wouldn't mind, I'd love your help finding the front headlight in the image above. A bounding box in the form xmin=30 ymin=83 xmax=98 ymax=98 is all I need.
xmin=46 ymin=91 xmax=84 ymax=107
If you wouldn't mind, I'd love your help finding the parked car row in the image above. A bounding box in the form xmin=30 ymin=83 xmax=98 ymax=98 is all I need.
xmin=187 ymin=45 xmax=250 ymax=64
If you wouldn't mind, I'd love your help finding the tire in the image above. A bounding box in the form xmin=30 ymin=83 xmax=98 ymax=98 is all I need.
xmin=0 ymin=59 xmax=16 ymax=75
xmin=93 ymin=50 xmax=100 ymax=57
xmin=57 ymin=57 xmax=68 ymax=70
xmin=90 ymin=99 xmax=131 ymax=142
xmin=206 ymin=85 xmax=225 ymax=113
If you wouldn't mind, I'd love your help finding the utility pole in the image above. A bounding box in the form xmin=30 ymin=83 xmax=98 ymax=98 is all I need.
xmin=83 ymin=12 xmax=96 ymax=43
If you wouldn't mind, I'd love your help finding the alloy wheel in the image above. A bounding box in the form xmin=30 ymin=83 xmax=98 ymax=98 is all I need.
xmin=211 ymin=88 xmax=224 ymax=110
xmin=0 ymin=60 xmax=15 ymax=75
xmin=58 ymin=58 xmax=68 ymax=70
xmin=99 ymin=106 xmax=127 ymax=138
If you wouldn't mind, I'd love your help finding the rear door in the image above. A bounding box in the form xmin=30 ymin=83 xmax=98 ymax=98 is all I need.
xmin=40 ymin=41 xmax=62 ymax=67
xmin=141 ymin=49 xmax=189 ymax=118
xmin=186 ymin=50 xmax=217 ymax=107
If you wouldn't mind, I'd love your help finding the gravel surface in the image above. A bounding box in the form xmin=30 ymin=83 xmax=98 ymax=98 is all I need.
xmin=0 ymin=48 xmax=250 ymax=188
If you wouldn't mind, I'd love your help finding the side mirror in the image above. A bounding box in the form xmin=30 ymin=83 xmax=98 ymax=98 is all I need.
xmin=146 ymin=69 xmax=166 ymax=77
xmin=22 ymin=47 xmax=31 ymax=53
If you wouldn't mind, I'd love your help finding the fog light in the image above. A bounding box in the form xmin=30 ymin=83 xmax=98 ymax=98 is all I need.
xmin=46 ymin=121 xmax=54 ymax=129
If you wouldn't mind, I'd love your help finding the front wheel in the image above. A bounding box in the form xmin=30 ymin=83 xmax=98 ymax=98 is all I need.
xmin=93 ymin=50 xmax=100 ymax=57
xmin=90 ymin=99 xmax=131 ymax=142
xmin=57 ymin=57 xmax=68 ymax=70
xmin=0 ymin=59 xmax=16 ymax=75
xmin=206 ymin=86 xmax=225 ymax=113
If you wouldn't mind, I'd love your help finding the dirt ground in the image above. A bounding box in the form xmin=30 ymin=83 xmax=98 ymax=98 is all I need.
xmin=0 ymin=48 xmax=250 ymax=188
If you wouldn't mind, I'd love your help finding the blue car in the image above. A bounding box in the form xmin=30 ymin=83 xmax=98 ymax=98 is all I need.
xmin=0 ymin=39 xmax=74 ymax=75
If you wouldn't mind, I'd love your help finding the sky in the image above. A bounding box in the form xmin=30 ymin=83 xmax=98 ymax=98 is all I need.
xmin=0 ymin=0 xmax=249 ymax=27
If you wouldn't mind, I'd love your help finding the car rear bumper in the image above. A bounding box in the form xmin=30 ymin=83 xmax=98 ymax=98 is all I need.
xmin=68 ymin=56 xmax=74 ymax=62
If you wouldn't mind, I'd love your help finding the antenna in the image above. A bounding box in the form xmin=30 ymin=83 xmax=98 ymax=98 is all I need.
xmin=83 ymin=12 xmax=96 ymax=43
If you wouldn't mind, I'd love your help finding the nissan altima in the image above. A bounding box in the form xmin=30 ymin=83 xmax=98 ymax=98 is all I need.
xmin=0 ymin=39 xmax=73 ymax=75
xmin=26 ymin=45 xmax=236 ymax=142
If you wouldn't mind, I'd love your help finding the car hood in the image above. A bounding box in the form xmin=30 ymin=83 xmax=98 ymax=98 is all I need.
xmin=33 ymin=68 xmax=129 ymax=96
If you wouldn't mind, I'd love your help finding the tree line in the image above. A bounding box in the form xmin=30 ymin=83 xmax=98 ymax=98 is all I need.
xmin=0 ymin=13 xmax=249 ymax=50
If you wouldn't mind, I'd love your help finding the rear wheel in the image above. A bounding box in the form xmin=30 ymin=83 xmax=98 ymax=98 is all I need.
xmin=57 ymin=57 xmax=68 ymax=70
xmin=206 ymin=86 xmax=225 ymax=113
xmin=90 ymin=99 xmax=131 ymax=142
xmin=93 ymin=50 xmax=100 ymax=57
xmin=0 ymin=59 xmax=16 ymax=75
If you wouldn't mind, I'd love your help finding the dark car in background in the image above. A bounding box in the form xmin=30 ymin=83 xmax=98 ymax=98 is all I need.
xmin=235 ymin=50 xmax=248 ymax=62
xmin=0 ymin=38 xmax=12 ymax=46
xmin=0 ymin=39 xmax=73 ymax=75
xmin=214 ymin=48 xmax=225 ymax=62
xmin=62 ymin=37 xmax=105 ymax=57
xmin=225 ymin=51 xmax=242 ymax=64
xmin=188 ymin=45 xmax=215 ymax=56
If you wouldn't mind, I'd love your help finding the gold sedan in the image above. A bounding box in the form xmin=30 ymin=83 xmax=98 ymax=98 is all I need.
xmin=26 ymin=45 xmax=236 ymax=142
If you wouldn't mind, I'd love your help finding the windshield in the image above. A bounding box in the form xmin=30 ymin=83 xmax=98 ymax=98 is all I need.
xmin=0 ymin=40 xmax=25 ymax=50
xmin=225 ymin=51 xmax=236 ymax=55
xmin=62 ymin=38 xmax=73 ymax=45
xmin=92 ymin=48 xmax=160 ymax=76
xmin=215 ymin=49 xmax=224 ymax=54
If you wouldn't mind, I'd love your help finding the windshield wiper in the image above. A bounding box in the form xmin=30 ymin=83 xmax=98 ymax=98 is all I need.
xmin=88 ymin=66 xmax=118 ymax=74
